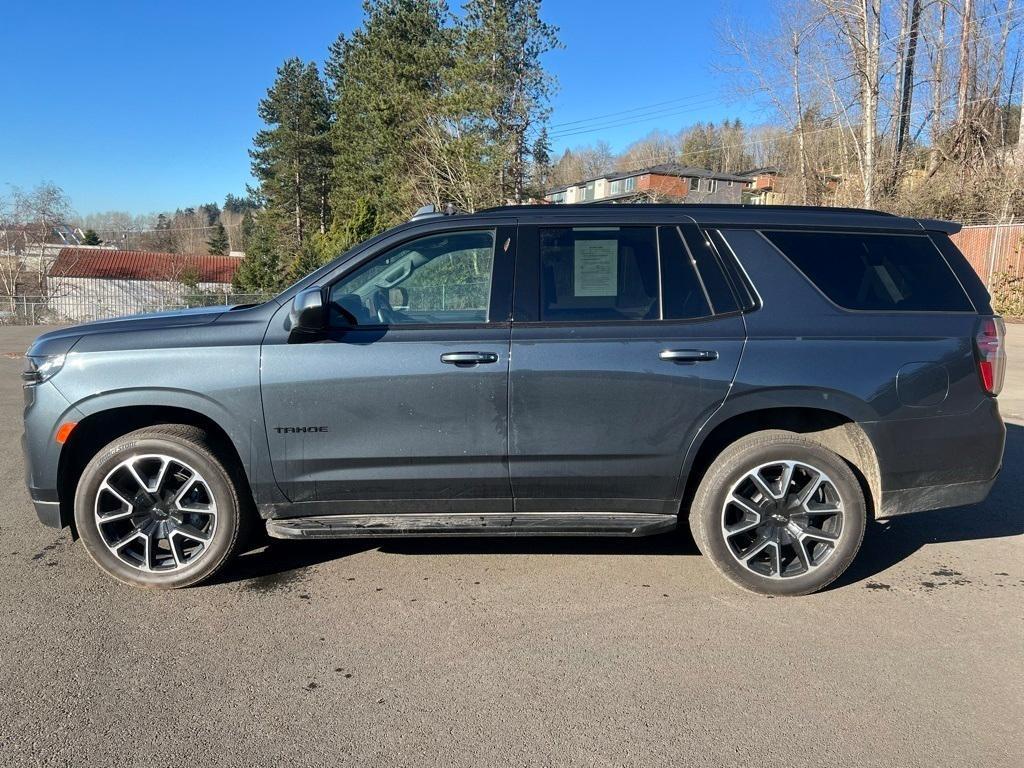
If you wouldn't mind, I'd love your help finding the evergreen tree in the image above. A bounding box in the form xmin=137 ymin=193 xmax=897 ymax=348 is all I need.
xmin=207 ymin=222 xmax=230 ymax=255
xmin=250 ymin=58 xmax=333 ymax=251
xmin=326 ymin=0 xmax=451 ymax=226
xmin=82 ymin=229 xmax=102 ymax=246
xmin=153 ymin=213 xmax=175 ymax=252
xmin=232 ymin=219 xmax=284 ymax=294
xmin=530 ymin=127 xmax=552 ymax=195
xmin=454 ymin=0 xmax=560 ymax=202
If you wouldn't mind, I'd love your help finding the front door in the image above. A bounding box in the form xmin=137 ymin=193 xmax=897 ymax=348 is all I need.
xmin=508 ymin=220 xmax=746 ymax=514
xmin=261 ymin=225 xmax=515 ymax=513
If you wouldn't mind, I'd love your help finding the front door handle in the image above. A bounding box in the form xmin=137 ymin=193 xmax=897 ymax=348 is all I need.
xmin=659 ymin=349 xmax=719 ymax=363
xmin=441 ymin=351 xmax=499 ymax=365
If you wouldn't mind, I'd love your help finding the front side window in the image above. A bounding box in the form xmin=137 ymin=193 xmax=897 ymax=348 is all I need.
xmin=328 ymin=230 xmax=495 ymax=326
xmin=539 ymin=226 xmax=659 ymax=321
xmin=762 ymin=230 xmax=973 ymax=312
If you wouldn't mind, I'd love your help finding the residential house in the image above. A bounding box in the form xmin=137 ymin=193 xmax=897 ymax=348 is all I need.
xmin=47 ymin=248 xmax=242 ymax=322
xmin=741 ymin=167 xmax=787 ymax=205
xmin=545 ymin=164 xmax=750 ymax=205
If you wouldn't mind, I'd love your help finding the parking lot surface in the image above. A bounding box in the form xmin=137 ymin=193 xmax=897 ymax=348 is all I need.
xmin=1 ymin=324 xmax=1021 ymax=768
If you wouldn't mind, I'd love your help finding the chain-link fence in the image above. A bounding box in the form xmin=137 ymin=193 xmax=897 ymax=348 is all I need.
xmin=0 ymin=290 xmax=271 ymax=326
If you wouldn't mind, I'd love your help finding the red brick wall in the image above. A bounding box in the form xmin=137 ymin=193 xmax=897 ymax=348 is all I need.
xmin=637 ymin=174 xmax=689 ymax=197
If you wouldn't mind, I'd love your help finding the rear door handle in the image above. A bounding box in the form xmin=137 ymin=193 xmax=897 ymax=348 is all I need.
xmin=441 ymin=352 xmax=499 ymax=365
xmin=659 ymin=349 xmax=719 ymax=363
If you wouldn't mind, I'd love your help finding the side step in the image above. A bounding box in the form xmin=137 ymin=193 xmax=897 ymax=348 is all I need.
xmin=266 ymin=512 xmax=678 ymax=540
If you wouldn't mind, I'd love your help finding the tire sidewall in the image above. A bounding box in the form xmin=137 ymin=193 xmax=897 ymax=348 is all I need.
xmin=694 ymin=435 xmax=866 ymax=597
xmin=74 ymin=433 xmax=239 ymax=589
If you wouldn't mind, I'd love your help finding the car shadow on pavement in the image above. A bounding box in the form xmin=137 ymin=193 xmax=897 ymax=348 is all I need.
xmin=215 ymin=529 xmax=700 ymax=587
xmin=832 ymin=422 xmax=1024 ymax=589
xmin=215 ymin=424 xmax=1023 ymax=590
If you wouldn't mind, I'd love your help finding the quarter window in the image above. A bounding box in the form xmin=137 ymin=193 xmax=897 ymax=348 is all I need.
xmin=539 ymin=226 xmax=659 ymax=321
xmin=762 ymin=230 xmax=973 ymax=312
xmin=328 ymin=230 xmax=495 ymax=326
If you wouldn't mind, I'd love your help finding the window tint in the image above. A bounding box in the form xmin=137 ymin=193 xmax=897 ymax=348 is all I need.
xmin=680 ymin=224 xmax=738 ymax=313
xmin=658 ymin=226 xmax=712 ymax=320
xmin=763 ymin=230 xmax=973 ymax=312
xmin=709 ymin=229 xmax=758 ymax=311
xmin=328 ymin=230 xmax=494 ymax=326
xmin=539 ymin=226 xmax=659 ymax=321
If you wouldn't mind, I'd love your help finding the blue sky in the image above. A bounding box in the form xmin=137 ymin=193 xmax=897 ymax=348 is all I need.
xmin=0 ymin=1 xmax=762 ymax=216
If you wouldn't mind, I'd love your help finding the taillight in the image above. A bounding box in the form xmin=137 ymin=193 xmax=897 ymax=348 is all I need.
xmin=975 ymin=316 xmax=1006 ymax=395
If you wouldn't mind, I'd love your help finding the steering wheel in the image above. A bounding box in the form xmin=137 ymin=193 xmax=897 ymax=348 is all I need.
xmin=369 ymin=288 xmax=410 ymax=325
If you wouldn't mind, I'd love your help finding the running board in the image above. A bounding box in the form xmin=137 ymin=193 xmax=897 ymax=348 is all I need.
xmin=266 ymin=512 xmax=678 ymax=540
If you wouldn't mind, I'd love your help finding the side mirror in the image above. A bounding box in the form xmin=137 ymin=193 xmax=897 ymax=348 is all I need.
xmin=288 ymin=286 xmax=326 ymax=340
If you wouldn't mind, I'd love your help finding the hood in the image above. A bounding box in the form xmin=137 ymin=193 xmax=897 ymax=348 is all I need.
xmin=27 ymin=305 xmax=231 ymax=357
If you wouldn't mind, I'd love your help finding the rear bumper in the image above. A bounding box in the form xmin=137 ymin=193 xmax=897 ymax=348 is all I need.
xmin=863 ymin=398 xmax=1005 ymax=518
xmin=878 ymin=475 xmax=997 ymax=518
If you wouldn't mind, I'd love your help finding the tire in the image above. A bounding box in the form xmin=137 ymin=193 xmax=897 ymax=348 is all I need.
xmin=73 ymin=425 xmax=245 ymax=589
xmin=689 ymin=430 xmax=866 ymax=597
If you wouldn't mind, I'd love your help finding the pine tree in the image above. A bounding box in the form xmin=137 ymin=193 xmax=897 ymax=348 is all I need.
xmin=82 ymin=229 xmax=102 ymax=246
xmin=207 ymin=222 xmax=230 ymax=255
xmin=232 ymin=219 xmax=283 ymax=294
xmin=153 ymin=213 xmax=175 ymax=252
xmin=250 ymin=58 xmax=333 ymax=251
xmin=326 ymin=0 xmax=451 ymax=226
xmin=530 ymin=127 xmax=552 ymax=195
xmin=454 ymin=0 xmax=560 ymax=202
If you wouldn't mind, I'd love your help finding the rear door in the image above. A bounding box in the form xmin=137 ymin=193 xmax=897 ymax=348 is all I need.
xmin=508 ymin=217 xmax=746 ymax=513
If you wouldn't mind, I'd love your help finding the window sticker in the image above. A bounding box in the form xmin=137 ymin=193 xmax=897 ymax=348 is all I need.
xmin=573 ymin=239 xmax=618 ymax=296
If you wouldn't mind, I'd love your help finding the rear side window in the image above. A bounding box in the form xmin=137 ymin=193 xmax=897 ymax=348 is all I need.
xmin=763 ymin=230 xmax=974 ymax=312
xmin=658 ymin=226 xmax=712 ymax=319
xmin=539 ymin=226 xmax=659 ymax=321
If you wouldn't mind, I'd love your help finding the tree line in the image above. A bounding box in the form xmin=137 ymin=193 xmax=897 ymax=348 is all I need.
xmin=234 ymin=0 xmax=560 ymax=295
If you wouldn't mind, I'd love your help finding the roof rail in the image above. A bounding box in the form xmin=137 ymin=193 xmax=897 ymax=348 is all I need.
xmin=476 ymin=202 xmax=897 ymax=216
xmin=410 ymin=203 xmax=463 ymax=221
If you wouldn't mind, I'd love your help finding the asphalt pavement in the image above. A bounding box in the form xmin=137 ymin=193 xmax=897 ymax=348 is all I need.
xmin=0 ymin=324 xmax=1020 ymax=768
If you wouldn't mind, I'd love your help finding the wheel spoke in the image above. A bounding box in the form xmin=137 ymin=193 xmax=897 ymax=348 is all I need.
xmin=126 ymin=461 xmax=153 ymax=494
xmin=749 ymin=471 xmax=778 ymax=501
xmin=152 ymin=457 xmax=171 ymax=494
xmin=790 ymin=537 xmax=813 ymax=574
xmin=99 ymin=482 xmax=134 ymax=509
xmin=799 ymin=525 xmax=839 ymax=543
xmin=778 ymin=462 xmax=795 ymax=499
xmin=167 ymin=535 xmax=183 ymax=568
xmin=111 ymin=529 xmax=144 ymax=551
xmin=172 ymin=523 xmax=211 ymax=544
xmin=724 ymin=494 xmax=762 ymax=537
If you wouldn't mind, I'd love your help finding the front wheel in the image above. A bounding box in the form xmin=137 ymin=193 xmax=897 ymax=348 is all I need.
xmin=689 ymin=430 xmax=866 ymax=596
xmin=74 ymin=425 xmax=244 ymax=589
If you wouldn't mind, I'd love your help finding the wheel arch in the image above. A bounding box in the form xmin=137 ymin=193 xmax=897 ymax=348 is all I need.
xmin=57 ymin=403 xmax=253 ymax=535
xmin=681 ymin=405 xmax=881 ymax=521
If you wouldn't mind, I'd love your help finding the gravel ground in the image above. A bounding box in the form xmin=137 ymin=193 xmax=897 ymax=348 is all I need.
xmin=0 ymin=324 xmax=1020 ymax=768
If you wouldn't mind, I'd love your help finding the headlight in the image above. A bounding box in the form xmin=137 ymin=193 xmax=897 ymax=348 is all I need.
xmin=22 ymin=354 xmax=66 ymax=385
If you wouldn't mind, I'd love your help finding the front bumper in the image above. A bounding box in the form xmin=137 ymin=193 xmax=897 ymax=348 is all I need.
xmin=22 ymin=381 xmax=81 ymax=530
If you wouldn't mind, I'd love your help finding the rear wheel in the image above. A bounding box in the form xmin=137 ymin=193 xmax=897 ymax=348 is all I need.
xmin=74 ymin=425 xmax=244 ymax=589
xmin=689 ymin=430 xmax=866 ymax=596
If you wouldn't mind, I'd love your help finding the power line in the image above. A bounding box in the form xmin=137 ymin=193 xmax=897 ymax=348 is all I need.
xmin=542 ymin=5 xmax=1024 ymax=144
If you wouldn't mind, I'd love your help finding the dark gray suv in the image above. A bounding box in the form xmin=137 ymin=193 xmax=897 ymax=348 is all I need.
xmin=22 ymin=204 xmax=1006 ymax=595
